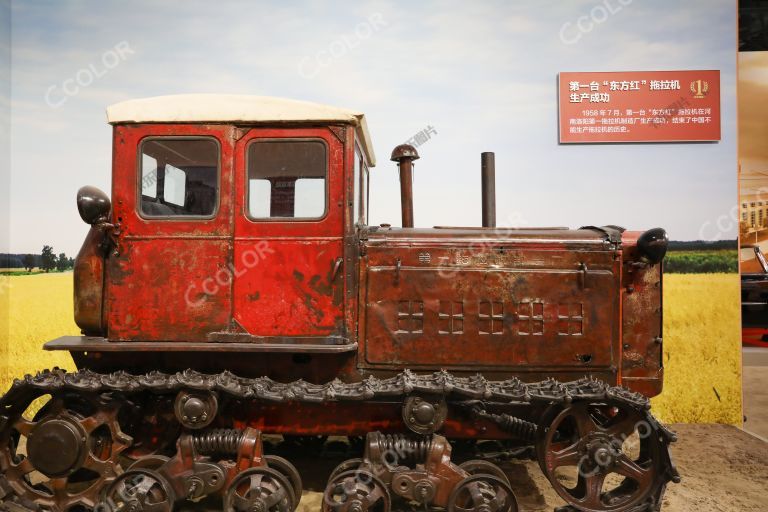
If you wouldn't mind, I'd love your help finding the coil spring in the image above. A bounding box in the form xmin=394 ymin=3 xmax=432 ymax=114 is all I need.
xmin=493 ymin=414 xmax=537 ymax=442
xmin=192 ymin=429 xmax=244 ymax=456
xmin=371 ymin=433 xmax=432 ymax=466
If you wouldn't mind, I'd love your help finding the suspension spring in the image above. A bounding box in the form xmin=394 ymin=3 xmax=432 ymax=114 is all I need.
xmin=192 ymin=429 xmax=244 ymax=456
xmin=369 ymin=432 xmax=432 ymax=466
xmin=491 ymin=414 xmax=537 ymax=442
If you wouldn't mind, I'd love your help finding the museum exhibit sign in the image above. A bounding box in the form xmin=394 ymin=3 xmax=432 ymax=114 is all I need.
xmin=559 ymin=70 xmax=721 ymax=143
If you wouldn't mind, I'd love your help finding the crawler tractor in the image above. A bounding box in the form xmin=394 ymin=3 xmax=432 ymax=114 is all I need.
xmin=0 ymin=95 xmax=679 ymax=512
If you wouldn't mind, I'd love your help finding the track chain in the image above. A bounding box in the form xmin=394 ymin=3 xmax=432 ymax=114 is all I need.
xmin=0 ymin=368 xmax=679 ymax=512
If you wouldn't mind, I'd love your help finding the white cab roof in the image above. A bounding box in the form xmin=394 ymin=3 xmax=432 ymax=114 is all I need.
xmin=106 ymin=94 xmax=376 ymax=166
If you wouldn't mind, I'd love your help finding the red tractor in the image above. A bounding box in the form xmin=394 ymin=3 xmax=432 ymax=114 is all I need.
xmin=0 ymin=95 xmax=678 ymax=512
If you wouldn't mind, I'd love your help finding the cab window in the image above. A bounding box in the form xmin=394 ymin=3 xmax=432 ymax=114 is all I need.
xmin=354 ymin=147 xmax=368 ymax=226
xmin=247 ymin=139 xmax=327 ymax=219
xmin=139 ymin=138 xmax=219 ymax=218
xmin=354 ymin=148 xmax=361 ymax=224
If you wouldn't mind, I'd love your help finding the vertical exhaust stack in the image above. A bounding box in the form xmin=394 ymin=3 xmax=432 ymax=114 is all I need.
xmin=390 ymin=144 xmax=420 ymax=228
xmin=481 ymin=152 xmax=496 ymax=228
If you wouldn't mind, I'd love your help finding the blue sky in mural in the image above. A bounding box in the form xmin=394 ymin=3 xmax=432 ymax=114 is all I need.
xmin=6 ymin=0 xmax=736 ymax=254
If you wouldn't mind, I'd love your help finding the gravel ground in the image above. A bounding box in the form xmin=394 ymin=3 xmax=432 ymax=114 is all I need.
xmin=296 ymin=424 xmax=768 ymax=512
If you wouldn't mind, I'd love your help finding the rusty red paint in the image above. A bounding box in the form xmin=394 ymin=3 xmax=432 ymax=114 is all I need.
xmin=108 ymin=124 xmax=234 ymax=342
xmin=619 ymin=231 xmax=664 ymax=396
xmin=232 ymin=127 xmax=345 ymax=336
xmin=63 ymin=118 xmax=666 ymax=443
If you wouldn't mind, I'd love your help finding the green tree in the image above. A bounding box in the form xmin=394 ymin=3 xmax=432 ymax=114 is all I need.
xmin=22 ymin=254 xmax=35 ymax=273
xmin=56 ymin=253 xmax=68 ymax=272
xmin=41 ymin=246 xmax=56 ymax=273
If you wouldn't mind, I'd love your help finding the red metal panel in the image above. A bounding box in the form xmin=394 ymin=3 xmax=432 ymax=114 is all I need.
xmin=620 ymin=231 xmax=663 ymax=396
xmin=232 ymin=127 xmax=346 ymax=337
xmin=106 ymin=124 xmax=234 ymax=341
xmin=362 ymin=245 xmax=619 ymax=369
xmin=232 ymin=240 xmax=344 ymax=335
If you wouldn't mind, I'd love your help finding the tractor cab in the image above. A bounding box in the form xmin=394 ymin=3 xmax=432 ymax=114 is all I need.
xmin=73 ymin=94 xmax=374 ymax=348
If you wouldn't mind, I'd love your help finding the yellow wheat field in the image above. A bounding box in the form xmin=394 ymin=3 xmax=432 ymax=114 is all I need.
xmin=0 ymin=272 xmax=743 ymax=424
xmin=650 ymin=273 xmax=743 ymax=425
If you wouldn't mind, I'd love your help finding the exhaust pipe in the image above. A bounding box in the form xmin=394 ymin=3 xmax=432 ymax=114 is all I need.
xmin=481 ymin=152 xmax=496 ymax=228
xmin=390 ymin=144 xmax=420 ymax=228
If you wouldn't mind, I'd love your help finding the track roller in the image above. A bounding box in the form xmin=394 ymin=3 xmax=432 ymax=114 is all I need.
xmin=101 ymin=468 xmax=175 ymax=512
xmin=447 ymin=474 xmax=517 ymax=512
xmin=224 ymin=467 xmax=296 ymax=512
xmin=322 ymin=469 xmax=390 ymax=512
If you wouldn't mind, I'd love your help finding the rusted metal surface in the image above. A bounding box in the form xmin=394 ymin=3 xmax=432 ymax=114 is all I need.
xmin=2 ymin=107 xmax=676 ymax=512
xmin=360 ymin=230 xmax=620 ymax=374
xmin=620 ymin=231 xmax=664 ymax=396
xmin=69 ymin=120 xmax=665 ymax=394
xmin=45 ymin=336 xmax=357 ymax=353
xmin=481 ymin=152 xmax=496 ymax=228
xmin=0 ymin=367 xmax=678 ymax=511
xmin=390 ymin=144 xmax=419 ymax=228
xmin=73 ymin=226 xmax=107 ymax=335
xmin=108 ymin=123 xmax=235 ymax=342
xmin=232 ymin=127 xmax=346 ymax=337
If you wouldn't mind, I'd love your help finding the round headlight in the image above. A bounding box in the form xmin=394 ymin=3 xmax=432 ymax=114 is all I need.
xmin=637 ymin=228 xmax=668 ymax=265
xmin=77 ymin=186 xmax=111 ymax=225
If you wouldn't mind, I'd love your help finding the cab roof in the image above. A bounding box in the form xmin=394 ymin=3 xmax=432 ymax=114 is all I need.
xmin=106 ymin=94 xmax=376 ymax=166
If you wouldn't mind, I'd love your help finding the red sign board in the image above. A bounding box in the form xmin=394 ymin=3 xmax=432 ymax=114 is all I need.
xmin=558 ymin=70 xmax=720 ymax=143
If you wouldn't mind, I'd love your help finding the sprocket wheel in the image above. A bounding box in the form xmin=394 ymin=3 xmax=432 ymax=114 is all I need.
xmin=0 ymin=389 xmax=132 ymax=511
xmin=538 ymin=400 xmax=676 ymax=512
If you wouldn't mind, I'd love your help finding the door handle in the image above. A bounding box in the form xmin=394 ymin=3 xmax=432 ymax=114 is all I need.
xmin=332 ymin=257 xmax=344 ymax=281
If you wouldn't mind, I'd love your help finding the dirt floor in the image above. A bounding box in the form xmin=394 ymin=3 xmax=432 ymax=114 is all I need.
xmin=296 ymin=424 xmax=768 ymax=512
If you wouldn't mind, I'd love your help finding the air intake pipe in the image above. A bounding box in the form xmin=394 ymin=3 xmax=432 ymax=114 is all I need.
xmin=390 ymin=144 xmax=419 ymax=228
xmin=481 ymin=152 xmax=496 ymax=228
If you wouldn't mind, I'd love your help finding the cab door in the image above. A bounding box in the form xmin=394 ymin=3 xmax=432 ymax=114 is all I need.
xmin=106 ymin=124 xmax=234 ymax=341
xmin=231 ymin=127 xmax=346 ymax=339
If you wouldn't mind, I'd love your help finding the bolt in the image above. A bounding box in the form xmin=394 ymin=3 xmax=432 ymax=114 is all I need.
xmin=201 ymin=413 xmax=208 ymax=421
xmin=182 ymin=415 xmax=188 ymax=421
